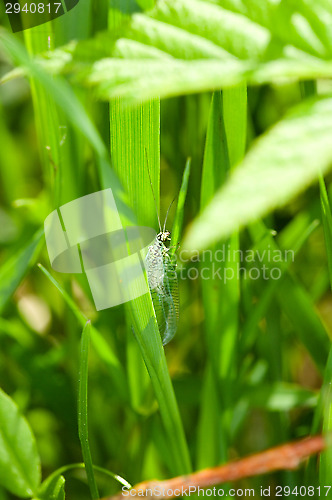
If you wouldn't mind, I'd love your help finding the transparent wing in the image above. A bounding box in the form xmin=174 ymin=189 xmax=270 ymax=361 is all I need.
xmin=145 ymin=244 xmax=179 ymax=345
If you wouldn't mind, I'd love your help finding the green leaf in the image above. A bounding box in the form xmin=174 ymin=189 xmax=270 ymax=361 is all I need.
xmin=184 ymin=96 xmax=332 ymax=250
xmin=0 ymin=388 xmax=41 ymax=498
xmin=0 ymin=30 xmax=131 ymax=211
xmin=0 ymin=228 xmax=44 ymax=315
xmin=213 ymin=0 xmax=332 ymax=58
xmin=148 ymin=0 xmax=270 ymax=59
xmin=5 ymin=0 xmax=332 ymax=103
xmin=108 ymin=38 xmax=191 ymax=474
xmin=200 ymin=92 xmax=229 ymax=209
xmin=244 ymin=221 xmax=329 ymax=375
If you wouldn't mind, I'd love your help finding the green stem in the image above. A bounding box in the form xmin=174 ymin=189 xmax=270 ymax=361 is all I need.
xmin=78 ymin=321 xmax=99 ymax=500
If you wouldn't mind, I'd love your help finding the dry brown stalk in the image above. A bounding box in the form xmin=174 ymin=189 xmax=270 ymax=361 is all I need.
xmin=101 ymin=434 xmax=327 ymax=500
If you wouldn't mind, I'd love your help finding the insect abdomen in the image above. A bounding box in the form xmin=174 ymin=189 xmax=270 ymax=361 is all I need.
xmin=145 ymin=238 xmax=179 ymax=345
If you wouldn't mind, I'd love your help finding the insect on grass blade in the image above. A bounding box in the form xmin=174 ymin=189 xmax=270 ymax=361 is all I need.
xmin=145 ymin=228 xmax=179 ymax=345
xmin=144 ymin=152 xmax=179 ymax=345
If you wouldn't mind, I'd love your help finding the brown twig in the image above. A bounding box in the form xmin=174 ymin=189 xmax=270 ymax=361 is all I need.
xmin=102 ymin=434 xmax=328 ymax=500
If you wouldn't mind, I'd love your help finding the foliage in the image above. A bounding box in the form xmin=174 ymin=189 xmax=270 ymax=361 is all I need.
xmin=0 ymin=0 xmax=332 ymax=499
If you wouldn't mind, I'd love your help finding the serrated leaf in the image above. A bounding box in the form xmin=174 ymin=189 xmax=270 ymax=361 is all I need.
xmin=148 ymin=0 xmax=270 ymax=59
xmin=3 ymin=0 xmax=332 ymax=103
xmin=0 ymin=388 xmax=41 ymax=498
xmin=183 ymin=96 xmax=332 ymax=250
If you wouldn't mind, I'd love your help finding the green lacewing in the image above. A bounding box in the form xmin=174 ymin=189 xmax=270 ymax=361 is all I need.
xmin=144 ymin=160 xmax=179 ymax=345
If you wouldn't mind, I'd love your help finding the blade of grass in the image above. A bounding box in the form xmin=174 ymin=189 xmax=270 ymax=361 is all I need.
xmin=170 ymin=157 xmax=191 ymax=252
xmin=319 ymin=176 xmax=332 ymax=288
xmin=78 ymin=320 xmax=99 ymax=500
xmin=247 ymin=221 xmax=329 ymax=374
xmin=109 ymin=96 xmax=159 ymax=424
xmin=0 ymin=31 xmax=130 ymax=215
xmin=129 ymin=314 xmax=191 ymax=475
xmin=23 ymin=22 xmax=87 ymax=209
xmin=197 ymin=90 xmax=231 ymax=467
xmin=317 ymin=176 xmax=332 ymax=490
xmin=299 ymin=81 xmax=332 ymax=488
xmin=197 ymin=85 xmax=246 ymax=468
xmin=242 ymin=219 xmax=320 ymax=351
xmin=0 ymin=104 xmax=29 ymax=203
xmin=0 ymin=228 xmax=44 ymax=314
xmin=196 ymin=366 xmax=222 ymax=469
xmin=108 ymin=4 xmax=191 ymax=475
xmin=110 ymin=116 xmax=192 ymax=473
xmin=37 ymin=264 xmax=127 ymax=398
xmin=184 ymin=96 xmax=332 ymax=251
xmin=38 ymin=463 xmax=131 ymax=497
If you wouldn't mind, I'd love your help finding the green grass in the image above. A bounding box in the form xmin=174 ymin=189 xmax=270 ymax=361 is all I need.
xmin=0 ymin=1 xmax=332 ymax=499
xmin=78 ymin=321 xmax=99 ymax=500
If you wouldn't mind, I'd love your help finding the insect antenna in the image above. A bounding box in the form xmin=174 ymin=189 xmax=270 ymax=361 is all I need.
xmin=163 ymin=196 xmax=177 ymax=233
xmin=145 ymin=149 xmax=162 ymax=232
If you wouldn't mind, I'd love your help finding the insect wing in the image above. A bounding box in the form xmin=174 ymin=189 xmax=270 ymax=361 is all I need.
xmin=145 ymin=241 xmax=179 ymax=345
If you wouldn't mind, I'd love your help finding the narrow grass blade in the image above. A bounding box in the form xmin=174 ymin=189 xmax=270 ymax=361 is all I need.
xmin=37 ymin=264 xmax=127 ymax=397
xmin=0 ymin=105 xmax=28 ymax=203
xmin=107 ymin=0 xmax=191 ymax=469
xmin=184 ymin=96 xmax=332 ymax=251
xmin=37 ymin=264 xmax=87 ymax=325
xmin=223 ymin=83 xmax=247 ymax=168
xmin=170 ymin=157 xmax=191 ymax=251
xmin=0 ymin=31 xmax=129 ymax=208
xmin=242 ymin=219 xmax=320 ymax=351
xmin=197 ymin=96 xmax=230 ymax=467
xmin=197 ymin=86 xmax=246 ymax=467
xmin=38 ymin=462 xmax=131 ymax=498
xmin=319 ymin=176 xmax=332 ymax=289
xmin=130 ymin=315 xmax=191 ymax=474
xmin=196 ymin=367 xmax=222 ymax=469
xmin=78 ymin=320 xmax=99 ymax=500
xmin=247 ymin=222 xmax=329 ymax=374
xmin=24 ymin=23 xmax=75 ymax=209
xmin=109 ymin=97 xmax=159 ymax=417
xmin=0 ymin=228 xmax=44 ymax=314
xmin=109 ymin=88 xmax=191 ymax=474
xmin=200 ymin=91 xmax=229 ymax=209
xmin=317 ymin=176 xmax=332 ymax=489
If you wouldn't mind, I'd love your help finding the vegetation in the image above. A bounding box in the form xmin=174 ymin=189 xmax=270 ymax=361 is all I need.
xmin=1 ymin=1 xmax=332 ymax=499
